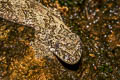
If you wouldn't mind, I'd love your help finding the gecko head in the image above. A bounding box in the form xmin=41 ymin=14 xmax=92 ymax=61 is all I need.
xmin=52 ymin=33 xmax=82 ymax=65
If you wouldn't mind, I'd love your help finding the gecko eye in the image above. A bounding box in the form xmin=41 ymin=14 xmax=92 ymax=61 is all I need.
xmin=55 ymin=43 xmax=59 ymax=49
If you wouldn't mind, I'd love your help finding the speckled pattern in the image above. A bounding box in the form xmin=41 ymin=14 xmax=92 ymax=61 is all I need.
xmin=0 ymin=0 xmax=82 ymax=64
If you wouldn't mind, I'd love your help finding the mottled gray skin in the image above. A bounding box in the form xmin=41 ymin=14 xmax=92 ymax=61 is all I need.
xmin=0 ymin=0 xmax=82 ymax=64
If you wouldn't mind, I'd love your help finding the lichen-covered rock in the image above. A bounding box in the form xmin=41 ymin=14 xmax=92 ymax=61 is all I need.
xmin=0 ymin=0 xmax=82 ymax=64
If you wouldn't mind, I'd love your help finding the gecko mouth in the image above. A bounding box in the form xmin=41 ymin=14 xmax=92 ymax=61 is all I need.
xmin=54 ymin=53 xmax=82 ymax=71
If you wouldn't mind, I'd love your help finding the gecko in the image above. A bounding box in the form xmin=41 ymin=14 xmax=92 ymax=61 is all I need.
xmin=0 ymin=0 xmax=82 ymax=64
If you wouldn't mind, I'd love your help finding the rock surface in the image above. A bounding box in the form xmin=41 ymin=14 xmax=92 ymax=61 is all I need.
xmin=0 ymin=18 xmax=81 ymax=80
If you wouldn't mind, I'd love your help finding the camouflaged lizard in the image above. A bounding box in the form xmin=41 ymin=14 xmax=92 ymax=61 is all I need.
xmin=0 ymin=0 xmax=82 ymax=64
